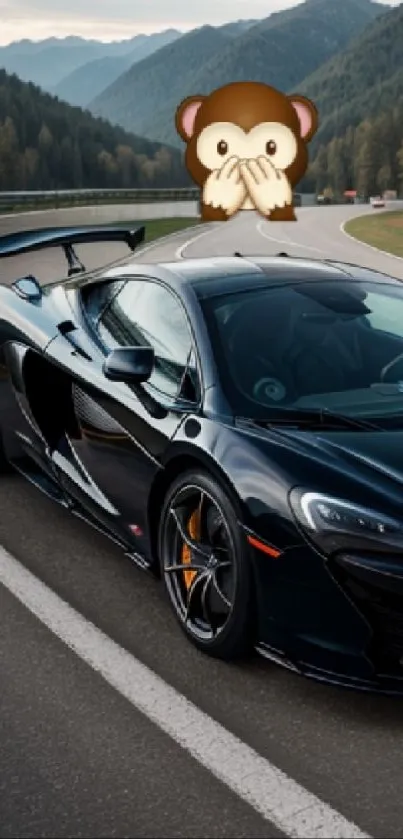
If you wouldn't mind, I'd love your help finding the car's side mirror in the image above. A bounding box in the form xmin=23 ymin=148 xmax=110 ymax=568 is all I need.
xmin=102 ymin=346 xmax=154 ymax=384
xmin=12 ymin=275 xmax=42 ymax=301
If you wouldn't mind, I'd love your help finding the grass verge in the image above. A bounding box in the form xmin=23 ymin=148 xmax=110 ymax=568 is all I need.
xmin=138 ymin=217 xmax=199 ymax=243
xmin=344 ymin=211 xmax=403 ymax=258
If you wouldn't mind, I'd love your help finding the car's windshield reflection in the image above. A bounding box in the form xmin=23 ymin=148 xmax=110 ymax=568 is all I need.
xmin=200 ymin=278 xmax=403 ymax=427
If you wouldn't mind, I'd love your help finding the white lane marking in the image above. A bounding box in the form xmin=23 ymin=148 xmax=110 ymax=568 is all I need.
xmin=340 ymin=218 xmax=403 ymax=262
xmin=256 ymin=218 xmax=325 ymax=254
xmin=0 ymin=546 xmax=369 ymax=839
xmin=175 ymin=223 xmax=219 ymax=258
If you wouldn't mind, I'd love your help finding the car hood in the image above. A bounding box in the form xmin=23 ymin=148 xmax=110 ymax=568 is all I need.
xmin=277 ymin=425 xmax=403 ymax=489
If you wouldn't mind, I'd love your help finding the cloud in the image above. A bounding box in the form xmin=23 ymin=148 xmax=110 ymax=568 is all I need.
xmin=0 ymin=0 xmax=399 ymax=44
xmin=1 ymin=0 xmax=302 ymax=24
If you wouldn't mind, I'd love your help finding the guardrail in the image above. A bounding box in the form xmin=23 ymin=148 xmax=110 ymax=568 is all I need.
xmin=0 ymin=188 xmax=200 ymax=212
xmin=0 ymin=188 xmax=313 ymax=213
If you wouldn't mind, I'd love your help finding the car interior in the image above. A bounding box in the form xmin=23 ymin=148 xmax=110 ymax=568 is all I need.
xmin=221 ymin=283 xmax=403 ymax=408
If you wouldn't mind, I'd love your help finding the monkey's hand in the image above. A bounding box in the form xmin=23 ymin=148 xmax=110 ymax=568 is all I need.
xmin=240 ymin=156 xmax=292 ymax=217
xmin=203 ymin=157 xmax=247 ymax=218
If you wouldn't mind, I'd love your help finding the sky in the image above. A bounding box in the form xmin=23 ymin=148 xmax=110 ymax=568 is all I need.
xmin=0 ymin=0 xmax=401 ymax=45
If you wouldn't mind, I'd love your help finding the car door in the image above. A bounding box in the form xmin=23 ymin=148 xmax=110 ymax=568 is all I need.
xmin=46 ymin=276 xmax=200 ymax=546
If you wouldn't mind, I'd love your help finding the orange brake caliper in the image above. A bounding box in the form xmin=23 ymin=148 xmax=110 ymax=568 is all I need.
xmin=181 ymin=508 xmax=200 ymax=590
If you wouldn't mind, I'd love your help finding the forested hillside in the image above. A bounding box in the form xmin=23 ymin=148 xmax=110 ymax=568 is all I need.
xmin=0 ymin=70 xmax=190 ymax=191
xmin=300 ymin=3 xmax=403 ymax=147
xmin=306 ymin=102 xmax=403 ymax=197
xmin=90 ymin=26 xmax=231 ymax=139
xmin=304 ymin=3 xmax=403 ymax=196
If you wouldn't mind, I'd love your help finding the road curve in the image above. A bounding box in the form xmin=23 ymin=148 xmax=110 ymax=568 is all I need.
xmin=137 ymin=202 xmax=403 ymax=278
xmin=1 ymin=204 xmax=403 ymax=839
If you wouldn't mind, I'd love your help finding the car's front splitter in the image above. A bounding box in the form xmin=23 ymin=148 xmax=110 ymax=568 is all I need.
xmin=256 ymin=639 xmax=403 ymax=696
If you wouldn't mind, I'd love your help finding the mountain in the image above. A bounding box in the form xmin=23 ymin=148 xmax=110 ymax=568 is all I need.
xmin=298 ymin=2 xmax=403 ymax=148
xmin=52 ymin=29 xmax=181 ymax=107
xmin=90 ymin=0 xmax=386 ymax=148
xmin=117 ymin=29 xmax=182 ymax=63
xmin=90 ymin=25 xmax=232 ymax=138
xmin=0 ymin=30 xmax=182 ymax=94
xmin=303 ymin=2 xmax=403 ymax=197
xmin=65 ymin=20 xmax=256 ymax=111
xmin=0 ymin=36 xmax=105 ymax=55
xmin=0 ymin=69 xmax=189 ymax=191
xmin=53 ymin=56 xmax=133 ymax=107
xmin=0 ymin=41 xmax=107 ymax=89
xmin=218 ymin=19 xmax=258 ymax=37
xmin=180 ymin=0 xmax=386 ymax=113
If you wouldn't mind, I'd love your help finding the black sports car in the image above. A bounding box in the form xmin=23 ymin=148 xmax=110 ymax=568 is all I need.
xmin=4 ymin=224 xmax=403 ymax=693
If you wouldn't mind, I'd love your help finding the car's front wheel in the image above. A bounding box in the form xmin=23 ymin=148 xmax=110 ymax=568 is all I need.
xmin=158 ymin=469 xmax=254 ymax=659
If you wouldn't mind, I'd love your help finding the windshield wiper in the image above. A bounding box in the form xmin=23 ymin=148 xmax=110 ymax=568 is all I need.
xmin=239 ymin=409 xmax=380 ymax=432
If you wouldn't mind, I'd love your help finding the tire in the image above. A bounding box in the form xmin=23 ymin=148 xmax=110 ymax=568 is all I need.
xmin=158 ymin=469 xmax=255 ymax=660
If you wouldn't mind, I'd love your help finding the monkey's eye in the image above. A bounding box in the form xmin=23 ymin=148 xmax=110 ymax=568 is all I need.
xmin=266 ymin=140 xmax=277 ymax=156
xmin=217 ymin=140 xmax=228 ymax=155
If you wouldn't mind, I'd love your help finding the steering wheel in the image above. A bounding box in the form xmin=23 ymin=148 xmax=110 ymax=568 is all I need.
xmin=380 ymin=352 xmax=403 ymax=383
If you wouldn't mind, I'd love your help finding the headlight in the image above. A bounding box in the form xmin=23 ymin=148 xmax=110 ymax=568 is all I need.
xmin=289 ymin=489 xmax=403 ymax=553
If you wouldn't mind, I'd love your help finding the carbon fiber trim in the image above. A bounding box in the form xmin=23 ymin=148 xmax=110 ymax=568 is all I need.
xmin=73 ymin=385 xmax=124 ymax=435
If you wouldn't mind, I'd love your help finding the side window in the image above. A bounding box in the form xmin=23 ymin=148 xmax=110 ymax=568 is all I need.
xmin=97 ymin=279 xmax=197 ymax=399
xmin=365 ymin=291 xmax=403 ymax=339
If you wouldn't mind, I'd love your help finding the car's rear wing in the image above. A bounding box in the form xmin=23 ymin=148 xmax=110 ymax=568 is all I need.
xmin=0 ymin=224 xmax=145 ymax=276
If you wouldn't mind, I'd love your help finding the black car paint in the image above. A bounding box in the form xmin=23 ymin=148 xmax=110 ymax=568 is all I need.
xmin=2 ymin=237 xmax=403 ymax=692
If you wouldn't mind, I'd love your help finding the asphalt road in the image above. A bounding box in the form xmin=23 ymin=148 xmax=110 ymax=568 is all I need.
xmin=1 ymin=204 xmax=403 ymax=839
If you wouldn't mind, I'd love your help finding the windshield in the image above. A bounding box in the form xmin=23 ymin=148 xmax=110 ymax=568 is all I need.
xmin=200 ymin=278 xmax=403 ymax=427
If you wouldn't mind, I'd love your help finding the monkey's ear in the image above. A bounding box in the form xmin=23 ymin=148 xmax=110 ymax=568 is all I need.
xmin=288 ymin=95 xmax=318 ymax=142
xmin=175 ymin=95 xmax=206 ymax=142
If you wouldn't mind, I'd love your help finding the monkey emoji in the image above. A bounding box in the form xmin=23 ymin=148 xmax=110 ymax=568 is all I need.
xmin=175 ymin=81 xmax=318 ymax=222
